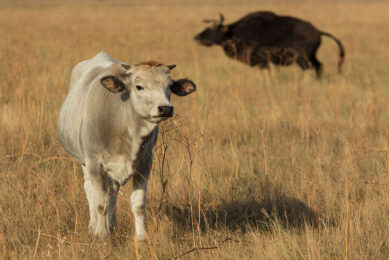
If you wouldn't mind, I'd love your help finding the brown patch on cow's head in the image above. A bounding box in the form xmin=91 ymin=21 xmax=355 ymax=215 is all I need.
xmin=135 ymin=61 xmax=176 ymax=73
xmin=135 ymin=61 xmax=163 ymax=67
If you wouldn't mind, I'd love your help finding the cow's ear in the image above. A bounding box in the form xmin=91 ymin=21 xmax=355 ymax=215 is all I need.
xmin=100 ymin=75 xmax=126 ymax=93
xmin=171 ymin=79 xmax=196 ymax=96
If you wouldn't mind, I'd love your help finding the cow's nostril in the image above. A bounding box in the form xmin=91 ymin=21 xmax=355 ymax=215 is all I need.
xmin=158 ymin=106 xmax=173 ymax=117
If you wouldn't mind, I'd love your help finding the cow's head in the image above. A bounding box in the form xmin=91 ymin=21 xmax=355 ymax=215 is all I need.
xmin=194 ymin=13 xmax=228 ymax=46
xmin=100 ymin=62 xmax=196 ymax=123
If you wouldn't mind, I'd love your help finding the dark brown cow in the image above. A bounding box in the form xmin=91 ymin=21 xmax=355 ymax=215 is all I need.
xmin=194 ymin=12 xmax=345 ymax=77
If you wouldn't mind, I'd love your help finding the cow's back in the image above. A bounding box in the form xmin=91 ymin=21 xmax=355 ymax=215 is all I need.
xmin=58 ymin=51 xmax=120 ymax=164
xmin=228 ymin=12 xmax=321 ymax=48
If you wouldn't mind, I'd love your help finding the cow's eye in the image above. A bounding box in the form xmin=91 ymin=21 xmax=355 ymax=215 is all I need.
xmin=136 ymin=85 xmax=144 ymax=91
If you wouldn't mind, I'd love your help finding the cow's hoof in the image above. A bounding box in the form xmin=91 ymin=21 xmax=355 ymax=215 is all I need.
xmin=89 ymin=226 xmax=109 ymax=240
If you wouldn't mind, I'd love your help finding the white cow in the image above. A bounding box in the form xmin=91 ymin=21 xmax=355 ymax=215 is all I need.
xmin=58 ymin=51 xmax=196 ymax=240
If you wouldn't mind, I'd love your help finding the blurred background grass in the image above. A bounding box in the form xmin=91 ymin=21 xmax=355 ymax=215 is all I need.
xmin=0 ymin=0 xmax=388 ymax=259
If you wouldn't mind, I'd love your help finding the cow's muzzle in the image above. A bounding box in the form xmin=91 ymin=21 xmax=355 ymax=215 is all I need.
xmin=194 ymin=35 xmax=211 ymax=46
xmin=158 ymin=105 xmax=173 ymax=118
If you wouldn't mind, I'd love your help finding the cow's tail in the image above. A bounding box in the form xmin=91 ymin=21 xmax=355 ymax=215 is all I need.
xmin=321 ymin=31 xmax=345 ymax=72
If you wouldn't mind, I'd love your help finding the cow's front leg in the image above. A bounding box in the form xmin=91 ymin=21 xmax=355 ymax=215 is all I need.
xmin=82 ymin=164 xmax=120 ymax=238
xmin=131 ymin=171 xmax=149 ymax=241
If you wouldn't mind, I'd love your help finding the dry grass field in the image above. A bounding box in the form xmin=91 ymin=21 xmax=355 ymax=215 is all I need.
xmin=0 ymin=0 xmax=388 ymax=259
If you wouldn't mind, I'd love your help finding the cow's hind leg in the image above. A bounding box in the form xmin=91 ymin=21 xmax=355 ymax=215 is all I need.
xmin=82 ymin=164 xmax=120 ymax=238
xmin=130 ymin=172 xmax=149 ymax=241
xmin=307 ymin=41 xmax=322 ymax=78
xmin=310 ymin=55 xmax=323 ymax=78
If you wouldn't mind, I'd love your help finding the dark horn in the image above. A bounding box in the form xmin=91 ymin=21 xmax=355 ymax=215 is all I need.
xmin=121 ymin=64 xmax=131 ymax=70
xmin=167 ymin=64 xmax=176 ymax=71
xmin=219 ymin=13 xmax=225 ymax=24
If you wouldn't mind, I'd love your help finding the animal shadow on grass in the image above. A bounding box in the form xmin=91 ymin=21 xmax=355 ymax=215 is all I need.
xmin=164 ymin=188 xmax=320 ymax=234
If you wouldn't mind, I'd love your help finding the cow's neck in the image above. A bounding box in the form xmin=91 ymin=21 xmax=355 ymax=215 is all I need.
xmin=101 ymin=108 xmax=157 ymax=185
xmin=137 ymin=119 xmax=158 ymax=138
xmin=125 ymin=107 xmax=158 ymax=152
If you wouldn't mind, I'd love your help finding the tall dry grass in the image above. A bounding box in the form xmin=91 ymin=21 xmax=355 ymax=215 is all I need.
xmin=0 ymin=0 xmax=388 ymax=259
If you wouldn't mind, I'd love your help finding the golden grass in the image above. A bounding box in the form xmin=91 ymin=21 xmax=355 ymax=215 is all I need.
xmin=0 ymin=0 xmax=388 ymax=259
